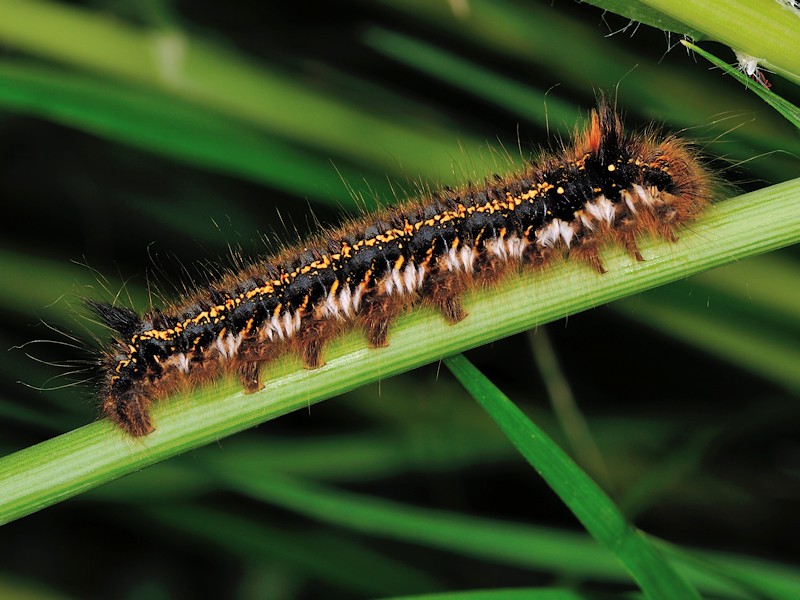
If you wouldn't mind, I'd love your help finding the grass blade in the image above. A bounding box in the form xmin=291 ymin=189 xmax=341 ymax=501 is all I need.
xmin=444 ymin=354 xmax=700 ymax=599
xmin=205 ymin=468 xmax=797 ymax=598
xmin=681 ymin=41 xmax=800 ymax=127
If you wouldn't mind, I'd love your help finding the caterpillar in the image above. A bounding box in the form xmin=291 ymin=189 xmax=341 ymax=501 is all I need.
xmin=88 ymin=100 xmax=713 ymax=436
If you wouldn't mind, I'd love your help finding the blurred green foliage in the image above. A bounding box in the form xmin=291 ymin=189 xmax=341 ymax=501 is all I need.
xmin=0 ymin=1 xmax=798 ymax=599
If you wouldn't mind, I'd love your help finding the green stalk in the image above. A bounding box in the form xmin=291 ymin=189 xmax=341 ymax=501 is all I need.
xmin=0 ymin=179 xmax=798 ymax=525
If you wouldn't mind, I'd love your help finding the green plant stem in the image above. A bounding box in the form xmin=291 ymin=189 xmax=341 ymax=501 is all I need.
xmin=0 ymin=179 xmax=798 ymax=525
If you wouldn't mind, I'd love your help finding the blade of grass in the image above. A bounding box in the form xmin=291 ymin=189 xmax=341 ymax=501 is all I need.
xmin=373 ymin=0 xmax=800 ymax=184
xmin=86 ymin=430 xmax=515 ymax=499
xmin=680 ymin=41 xmax=800 ymax=127
xmin=568 ymin=1 xmax=703 ymax=38
xmin=382 ymin=588 xmax=601 ymax=600
xmin=0 ymin=61 xmax=376 ymax=207
xmin=0 ymin=0 xmax=486 ymax=182
xmin=612 ymin=251 xmax=800 ymax=390
xmin=361 ymin=28 xmax=577 ymax=129
xmin=688 ymin=254 xmax=800 ymax=324
xmin=144 ymin=505 xmax=440 ymax=596
xmin=656 ymin=540 xmax=800 ymax=600
xmin=529 ymin=329 xmax=613 ymax=491
xmin=586 ymin=1 xmax=800 ymax=84
xmin=615 ymin=286 xmax=800 ymax=392
xmin=205 ymin=471 xmax=629 ymax=582
xmin=617 ymin=428 xmax=718 ymax=519
xmin=444 ymin=354 xmax=700 ymax=600
xmin=207 ymin=470 xmax=795 ymax=599
xmin=0 ymin=181 xmax=797 ymax=526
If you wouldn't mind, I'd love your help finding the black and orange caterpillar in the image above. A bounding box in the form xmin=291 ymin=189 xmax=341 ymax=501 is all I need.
xmin=88 ymin=101 xmax=713 ymax=436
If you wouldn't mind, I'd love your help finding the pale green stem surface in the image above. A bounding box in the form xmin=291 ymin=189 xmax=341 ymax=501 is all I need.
xmin=0 ymin=179 xmax=798 ymax=525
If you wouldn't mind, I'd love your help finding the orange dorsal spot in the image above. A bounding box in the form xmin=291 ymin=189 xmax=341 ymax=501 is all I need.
xmin=585 ymin=110 xmax=602 ymax=153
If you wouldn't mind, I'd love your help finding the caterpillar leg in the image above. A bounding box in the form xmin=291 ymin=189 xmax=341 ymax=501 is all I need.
xmin=572 ymin=239 xmax=607 ymax=274
xmin=296 ymin=318 xmax=339 ymax=368
xmin=102 ymin=392 xmax=154 ymax=437
xmin=237 ymin=361 xmax=264 ymax=393
xmin=424 ymin=272 xmax=468 ymax=324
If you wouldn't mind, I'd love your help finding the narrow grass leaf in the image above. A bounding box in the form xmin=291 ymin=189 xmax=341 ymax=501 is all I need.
xmin=615 ymin=1 xmax=800 ymax=83
xmin=362 ymin=28 xmax=576 ymax=129
xmin=382 ymin=588 xmax=601 ymax=600
xmin=145 ymin=505 xmax=439 ymax=596
xmin=690 ymin=254 xmax=800 ymax=324
xmin=681 ymin=41 xmax=800 ymax=127
xmin=615 ymin=289 xmax=800 ymax=393
xmin=0 ymin=0 xmax=486 ymax=181
xmin=0 ymin=61 xmax=370 ymax=207
xmin=373 ymin=0 xmax=800 ymax=184
xmin=209 ymin=470 xmax=789 ymax=599
xmin=444 ymin=354 xmax=700 ymax=599
xmin=207 ymin=470 xmax=630 ymax=580
xmin=654 ymin=539 xmax=800 ymax=600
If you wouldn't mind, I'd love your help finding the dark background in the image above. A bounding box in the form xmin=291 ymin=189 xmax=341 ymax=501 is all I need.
xmin=0 ymin=1 xmax=799 ymax=598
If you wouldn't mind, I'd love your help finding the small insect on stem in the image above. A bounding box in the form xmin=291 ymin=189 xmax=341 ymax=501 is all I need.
xmin=734 ymin=51 xmax=773 ymax=89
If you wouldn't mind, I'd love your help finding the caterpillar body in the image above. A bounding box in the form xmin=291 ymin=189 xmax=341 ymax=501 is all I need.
xmin=88 ymin=101 xmax=713 ymax=436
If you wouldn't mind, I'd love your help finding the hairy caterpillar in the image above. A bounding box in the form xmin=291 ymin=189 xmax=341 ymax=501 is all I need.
xmin=88 ymin=100 xmax=713 ymax=436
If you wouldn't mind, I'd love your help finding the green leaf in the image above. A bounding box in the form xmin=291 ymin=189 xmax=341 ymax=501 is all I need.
xmin=616 ymin=280 xmax=800 ymax=393
xmin=0 ymin=61 xmax=373 ymax=207
xmin=372 ymin=0 xmax=800 ymax=185
xmin=381 ymin=588 xmax=600 ymax=600
xmin=145 ymin=505 xmax=440 ymax=596
xmin=585 ymin=0 xmax=800 ymax=84
xmin=202 ymin=468 xmax=800 ymax=598
xmin=563 ymin=0 xmax=705 ymax=39
xmin=0 ymin=0 xmax=487 ymax=182
xmin=680 ymin=41 xmax=800 ymax=127
xmin=444 ymin=354 xmax=700 ymax=599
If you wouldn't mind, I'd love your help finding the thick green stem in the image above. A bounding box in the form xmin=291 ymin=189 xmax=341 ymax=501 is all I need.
xmin=0 ymin=179 xmax=798 ymax=525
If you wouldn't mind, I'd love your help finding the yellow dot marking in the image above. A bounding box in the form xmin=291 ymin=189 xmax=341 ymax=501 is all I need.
xmin=115 ymin=168 xmax=609 ymax=377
